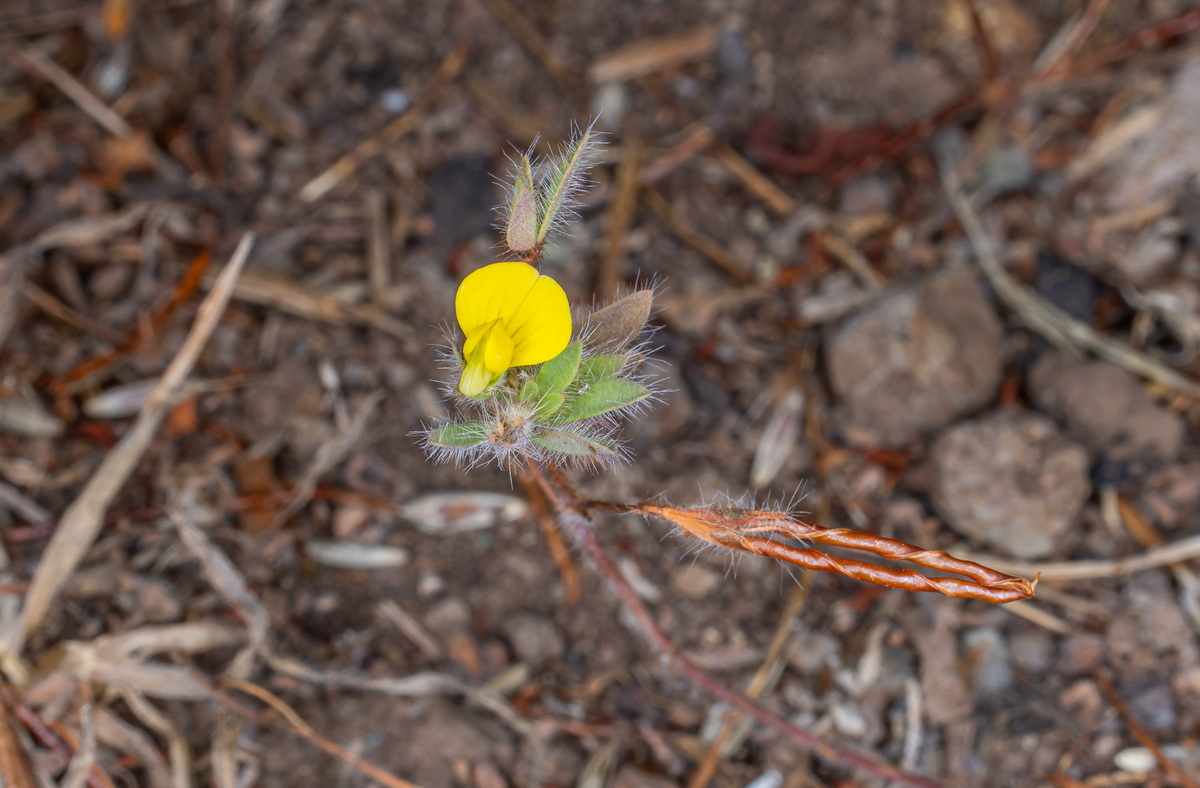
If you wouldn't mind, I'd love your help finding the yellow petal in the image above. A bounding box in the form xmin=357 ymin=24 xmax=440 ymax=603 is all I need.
xmin=458 ymin=358 xmax=495 ymax=397
xmin=455 ymin=262 xmax=570 ymax=369
xmin=507 ymin=275 xmax=571 ymax=366
xmin=455 ymin=262 xmax=540 ymax=336
xmin=459 ymin=320 xmax=514 ymax=396
xmin=479 ymin=320 xmax=515 ymax=374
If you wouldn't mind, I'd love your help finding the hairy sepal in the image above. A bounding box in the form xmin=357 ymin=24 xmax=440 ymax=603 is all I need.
xmin=579 ymin=289 xmax=652 ymax=352
xmin=536 ymin=123 xmax=599 ymax=245
xmin=505 ymin=153 xmax=539 ymax=253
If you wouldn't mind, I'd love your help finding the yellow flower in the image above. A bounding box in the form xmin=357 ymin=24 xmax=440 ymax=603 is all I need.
xmin=455 ymin=262 xmax=571 ymax=397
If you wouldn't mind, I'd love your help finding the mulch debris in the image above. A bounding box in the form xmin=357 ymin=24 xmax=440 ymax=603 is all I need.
xmin=2 ymin=1 xmax=1200 ymax=787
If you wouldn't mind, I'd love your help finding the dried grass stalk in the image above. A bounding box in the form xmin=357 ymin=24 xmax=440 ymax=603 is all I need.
xmin=0 ymin=234 xmax=254 ymax=667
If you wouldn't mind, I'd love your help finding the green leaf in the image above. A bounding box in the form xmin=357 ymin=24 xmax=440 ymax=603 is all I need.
xmin=579 ymin=353 xmax=627 ymax=382
xmin=553 ymin=378 xmax=649 ymax=423
xmin=522 ymin=341 xmax=581 ymax=406
xmin=536 ymin=341 xmax=582 ymax=395
xmin=578 ymin=290 xmax=652 ymax=351
xmin=534 ymin=392 xmax=565 ymax=419
xmin=531 ymin=429 xmax=619 ymax=458
xmin=427 ymin=421 xmax=490 ymax=448
xmin=505 ymin=154 xmax=539 ymax=253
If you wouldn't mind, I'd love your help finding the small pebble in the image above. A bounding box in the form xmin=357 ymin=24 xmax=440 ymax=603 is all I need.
xmin=379 ymin=88 xmax=410 ymax=113
xmin=424 ymin=597 xmax=470 ymax=637
xmin=826 ymin=270 xmax=1003 ymax=447
xmin=331 ymin=505 xmax=370 ymax=538
xmin=417 ymin=572 xmax=445 ymax=598
xmin=502 ymin=612 xmax=564 ymax=668
xmin=743 ymin=770 xmax=784 ymax=788
xmin=1058 ymin=633 xmax=1105 ymax=676
xmin=838 ymin=174 xmax=894 ymax=216
xmin=787 ymin=630 xmax=841 ymax=676
xmin=306 ymin=540 xmax=410 ymax=570
xmin=402 ymin=492 xmax=528 ymax=535
xmin=829 ymin=702 xmax=869 ymax=738
xmin=1114 ymin=746 xmax=1157 ymax=773
xmin=931 ymin=409 xmax=1090 ymax=559
xmin=1009 ymin=629 xmax=1054 ymax=674
xmin=1059 ymin=679 xmax=1104 ymax=727
xmin=670 ymin=563 xmax=722 ymax=600
xmin=962 ymin=627 xmax=1014 ymax=697
xmin=0 ymin=396 xmax=64 ymax=438
xmin=1030 ymin=351 xmax=1184 ymax=483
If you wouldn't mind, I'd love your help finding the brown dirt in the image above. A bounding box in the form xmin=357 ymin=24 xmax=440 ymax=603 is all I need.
xmin=1 ymin=1 xmax=1200 ymax=787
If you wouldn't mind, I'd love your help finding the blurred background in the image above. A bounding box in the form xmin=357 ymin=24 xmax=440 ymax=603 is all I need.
xmin=2 ymin=0 xmax=1200 ymax=786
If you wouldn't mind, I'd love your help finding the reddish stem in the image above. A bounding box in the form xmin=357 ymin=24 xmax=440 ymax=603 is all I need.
xmin=528 ymin=465 xmax=947 ymax=788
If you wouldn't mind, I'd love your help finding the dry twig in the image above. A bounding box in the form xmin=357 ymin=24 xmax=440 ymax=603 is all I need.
xmin=598 ymin=135 xmax=643 ymax=301
xmin=219 ymin=678 xmax=422 ymax=788
xmin=364 ymin=188 xmax=392 ymax=301
xmin=206 ymin=269 xmax=415 ymax=344
xmin=1 ymin=46 xmax=132 ymax=137
xmin=711 ymin=143 xmax=796 ymax=216
xmin=479 ymin=0 xmax=584 ymax=104
xmin=300 ymin=44 xmax=469 ymax=202
xmin=117 ymin=689 xmax=190 ymax=788
xmin=588 ymin=27 xmax=717 ymax=84
xmin=1093 ymin=668 xmax=1200 ymax=788
xmin=264 ymin=654 xmax=536 ymax=742
xmin=0 ymin=684 xmax=36 ymax=788
xmin=645 ymin=189 xmax=754 ymax=284
xmin=955 ymin=532 xmax=1200 ymax=582
xmin=942 ymin=165 xmax=1200 ymax=399
xmin=91 ymin=706 xmax=171 ymax=788
xmin=0 ymin=234 xmax=254 ymax=667
xmin=688 ymin=580 xmax=811 ymax=788
xmin=639 ymin=125 xmax=713 ymax=185
xmin=61 ymin=705 xmax=97 ymax=788
xmin=519 ymin=472 xmax=582 ymax=605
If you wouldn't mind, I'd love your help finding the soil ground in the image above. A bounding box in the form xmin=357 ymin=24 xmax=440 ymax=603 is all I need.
xmin=2 ymin=1 xmax=1200 ymax=787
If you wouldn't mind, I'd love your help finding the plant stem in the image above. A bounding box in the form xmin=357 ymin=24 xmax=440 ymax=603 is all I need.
xmin=526 ymin=463 xmax=947 ymax=788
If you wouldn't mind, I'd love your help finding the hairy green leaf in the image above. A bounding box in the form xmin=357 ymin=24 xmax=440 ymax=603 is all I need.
xmin=534 ymin=392 xmax=565 ymax=419
xmin=553 ymin=378 xmax=649 ymax=423
xmin=579 ymin=353 xmax=627 ymax=382
xmin=579 ymin=290 xmax=652 ymax=351
xmin=536 ymin=341 xmax=582 ymax=395
xmin=428 ymin=421 xmax=490 ymax=448
xmin=521 ymin=341 xmax=581 ymax=404
xmin=531 ymin=429 xmax=619 ymax=458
